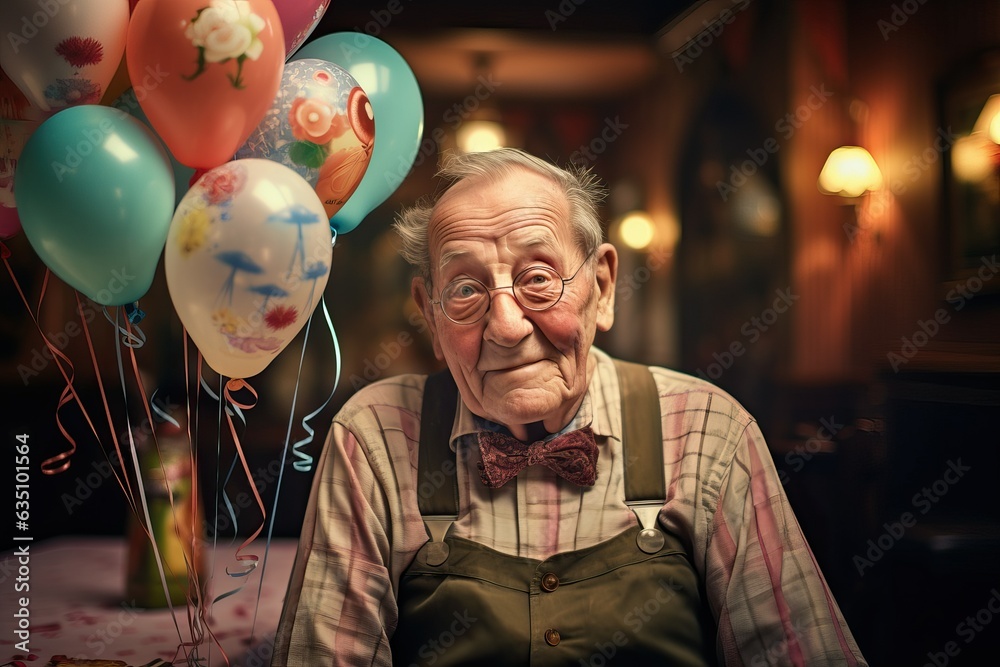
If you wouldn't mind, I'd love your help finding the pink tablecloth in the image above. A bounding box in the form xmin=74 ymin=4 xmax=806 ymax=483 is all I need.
xmin=1 ymin=537 xmax=297 ymax=666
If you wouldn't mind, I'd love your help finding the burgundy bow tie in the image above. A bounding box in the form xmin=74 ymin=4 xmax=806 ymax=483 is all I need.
xmin=477 ymin=426 xmax=599 ymax=488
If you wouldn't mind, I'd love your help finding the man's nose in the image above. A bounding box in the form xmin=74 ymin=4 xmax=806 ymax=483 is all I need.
xmin=483 ymin=289 xmax=532 ymax=345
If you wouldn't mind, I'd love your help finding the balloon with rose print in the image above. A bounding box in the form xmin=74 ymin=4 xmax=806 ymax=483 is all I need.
xmin=294 ymin=34 xmax=422 ymax=234
xmin=235 ymin=58 xmax=374 ymax=220
xmin=165 ymin=159 xmax=332 ymax=379
xmin=126 ymin=0 xmax=285 ymax=170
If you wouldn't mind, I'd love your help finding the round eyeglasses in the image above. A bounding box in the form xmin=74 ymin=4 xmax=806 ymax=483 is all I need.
xmin=430 ymin=252 xmax=594 ymax=325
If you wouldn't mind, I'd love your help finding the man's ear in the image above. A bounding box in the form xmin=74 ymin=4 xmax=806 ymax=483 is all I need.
xmin=412 ymin=276 xmax=445 ymax=360
xmin=594 ymin=243 xmax=618 ymax=332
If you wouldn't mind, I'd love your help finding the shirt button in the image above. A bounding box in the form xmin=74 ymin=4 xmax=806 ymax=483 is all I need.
xmin=541 ymin=572 xmax=559 ymax=592
xmin=544 ymin=628 xmax=561 ymax=646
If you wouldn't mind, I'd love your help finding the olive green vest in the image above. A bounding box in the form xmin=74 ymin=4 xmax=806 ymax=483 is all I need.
xmin=390 ymin=360 xmax=717 ymax=666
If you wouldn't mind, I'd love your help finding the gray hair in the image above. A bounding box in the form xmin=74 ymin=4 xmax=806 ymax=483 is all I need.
xmin=393 ymin=148 xmax=606 ymax=283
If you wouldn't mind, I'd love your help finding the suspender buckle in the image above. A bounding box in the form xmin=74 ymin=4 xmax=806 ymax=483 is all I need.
xmin=422 ymin=515 xmax=456 ymax=566
xmin=627 ymin=500 xmax=666 ymax=554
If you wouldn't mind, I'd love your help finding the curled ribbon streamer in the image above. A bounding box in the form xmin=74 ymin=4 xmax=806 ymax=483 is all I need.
xmin=1 ymin=250 xmax=98 ymax=475
xmin=211 ymin=378 xmax=267 ymax=606
xmin=104 ymin=306 xmax=146 ymax=348
xmin=150 ymin=388 xmax=182 ymax=429
xmin=291 ymin=296 xmax=342 ymax=473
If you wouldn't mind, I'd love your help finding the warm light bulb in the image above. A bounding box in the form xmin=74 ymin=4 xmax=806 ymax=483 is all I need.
xmin=952 ymin=134 xmax=993 ymax=183
xmin=818 ymin=146 xmax=883 ymax=197
xmin=973 ymin=94 xmax=1000 ymax=145
xmin=619 ymin=211 xmax=655 ymax=250
xmin=456 ymin=120 xmax=506 ymax=153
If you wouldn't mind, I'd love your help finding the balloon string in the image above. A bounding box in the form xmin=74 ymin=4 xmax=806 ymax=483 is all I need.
xmin=1 ymin=243 xmax=100 ymax=474
xmin=76 ymin=295 xmax=140 ymax=517
xmin=123 ymin=317 xmax=220 ymax=664
xmin=213 ymin=378 xmax=266 ymax=606
xmin=103 ymin=305 xmax=146 ymax=347
xmin=249 ymin=294 xmax=340 ymax=640
xmin=111 ymin=307 xmax=192 ymax=660
xmin=199 ymin=368 xmax=244 ymax=543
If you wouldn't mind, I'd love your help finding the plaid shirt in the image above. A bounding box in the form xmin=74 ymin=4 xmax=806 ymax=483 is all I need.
xmin=272 ymin=348 xmax=867 ymax=665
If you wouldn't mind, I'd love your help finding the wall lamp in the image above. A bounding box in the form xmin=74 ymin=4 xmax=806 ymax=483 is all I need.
xmin=817 ymin=145 xmax=883 ymax=198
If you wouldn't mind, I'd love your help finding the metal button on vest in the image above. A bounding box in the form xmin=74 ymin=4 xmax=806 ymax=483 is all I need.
xmin=541 ymin=572 xmax=559 ymax=592
xmin=544 ymin=628 xmax=561 ymax=646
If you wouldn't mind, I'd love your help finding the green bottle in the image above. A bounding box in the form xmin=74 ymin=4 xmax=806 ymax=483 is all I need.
xmin=125 ymin=420 xmax=205 ymax=608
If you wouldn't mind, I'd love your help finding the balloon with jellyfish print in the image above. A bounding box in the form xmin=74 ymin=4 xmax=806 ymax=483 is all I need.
xmin=165 ymin=159 xmax=332 ymax=380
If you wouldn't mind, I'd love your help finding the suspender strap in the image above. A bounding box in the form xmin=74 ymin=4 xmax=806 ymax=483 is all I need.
xmin=614 ymin=359 xmax=666 ymax=503
xmin=417 ymin=370 xmax=460 ymax=518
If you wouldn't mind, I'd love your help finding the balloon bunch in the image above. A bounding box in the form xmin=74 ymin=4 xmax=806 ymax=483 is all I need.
xmin=2 ymin=0 xmax=424 ymax=382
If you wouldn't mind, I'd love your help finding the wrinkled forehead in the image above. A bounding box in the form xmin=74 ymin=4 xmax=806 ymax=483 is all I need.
xmin=427 ymin=168 xmax=571 ymax=249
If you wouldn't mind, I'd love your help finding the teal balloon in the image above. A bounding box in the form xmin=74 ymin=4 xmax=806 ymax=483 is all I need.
xmin=16 ymin=104 xmax=175 ymax=306
xmin=294 ymin=33 xmax=423 ymax=234
xmin=112 ymin=88 xmax=197 ymax=207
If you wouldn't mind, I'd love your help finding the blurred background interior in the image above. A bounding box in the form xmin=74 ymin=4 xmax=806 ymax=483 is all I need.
xmin=3 ymin=0 xmax=1000 ymax=664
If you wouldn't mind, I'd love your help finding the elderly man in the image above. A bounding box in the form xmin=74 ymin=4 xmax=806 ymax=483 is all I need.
xmin=272 ymin=148 xmax=867 ymax=665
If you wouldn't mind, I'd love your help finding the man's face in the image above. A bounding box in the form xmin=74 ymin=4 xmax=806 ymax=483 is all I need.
xmin=412 ymin=167 xmax=617 ymax=440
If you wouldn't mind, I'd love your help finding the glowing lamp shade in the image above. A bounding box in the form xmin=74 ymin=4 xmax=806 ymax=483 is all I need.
xmin=818 ymin=146 xmax=883 ymax=198
xmin=618 ymin=211 xmax=655 ymax=250
xmin=972 ymin=94 xmax=1000 ymax=145
xmin=456 ymin=119 xmax=507 ymax=153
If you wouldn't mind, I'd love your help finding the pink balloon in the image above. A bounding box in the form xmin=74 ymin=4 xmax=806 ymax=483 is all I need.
xmin=0 ymin=206 xmax=20 ymax=239
xmin=274 ymin=0 xmax=332 ymax=58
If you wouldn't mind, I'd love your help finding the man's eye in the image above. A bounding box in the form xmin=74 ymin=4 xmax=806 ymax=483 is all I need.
xmin=447 ymin=280 xmax=483 ymax=300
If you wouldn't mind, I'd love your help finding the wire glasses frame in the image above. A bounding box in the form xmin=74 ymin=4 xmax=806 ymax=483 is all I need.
xmin=430 ymin=251 xmax=595 ymax=325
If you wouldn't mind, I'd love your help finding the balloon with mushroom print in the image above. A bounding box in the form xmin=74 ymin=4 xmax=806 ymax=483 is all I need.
xmin=165 ymin=158 xmax=332 ymax=379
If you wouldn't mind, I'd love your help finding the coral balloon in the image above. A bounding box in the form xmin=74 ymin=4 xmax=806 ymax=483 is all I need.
xmin=294 ymin=34 xmax=423 ymax=234
xmin=15 ymin=105 xmax=175 ymax=305
xmin=235 ymin=58 xmax=373 ymax=219
xmin=273 ymin=0 xmax=332 ymax=58
xmin=165 ymin=159 xmax=332 ymax=379
xmin=0 ymin=0 xmax=130 ymax=114
xmin=126 ymin=0 xmax=285 ymax=170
